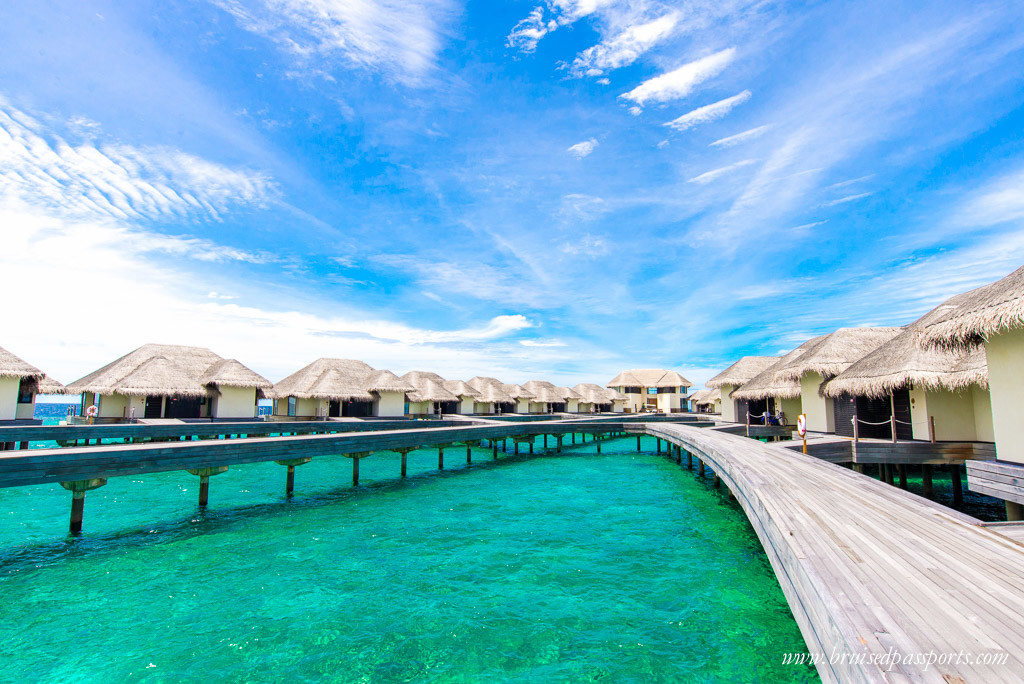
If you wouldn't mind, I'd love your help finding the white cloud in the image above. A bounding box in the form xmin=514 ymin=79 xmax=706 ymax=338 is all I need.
xmin=214 ymin=0 xmax=455 ymax=85
xmin=826 ymin=174 xmax=875 ymax=189
xmin=620 ymin=48 xmax=736 ymax=107
xmin=951 ymin=167 xmax=1024 ymax=227
xmin=820 ymin=192 xmax=872 ymax=207
xmin=0 ymin=101 xmax=276 ymax=224
xmin=567 ymin=137 xmax=598 ymax=158
xmin=560 ymin=193 xmax=608 ymax=220
xmin=596 ymin=77 xmax=610 ymax=85
xmin=520 ymin=339 xmax=568 ymax=347
xmin=688 ymin=159 xmax=756 ymax=184
xmin=709 ymin=124 xmax=771 ymax=148
xmin=566 ymin=11 xmax=680 ymax=77
xmin=0 ymin=202 xmax=543 ymax=383
xmin=560 ymin=233 xmax=609 ymax=257
xmin=507 ymin=0 xmax=616 ymax=52
xmin=664 ymin=90 xmax=751 ymax=131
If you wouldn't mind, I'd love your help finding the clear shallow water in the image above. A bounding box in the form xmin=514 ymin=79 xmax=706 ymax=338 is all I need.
xmin=0 ymin=436 xmax=817 ymax=682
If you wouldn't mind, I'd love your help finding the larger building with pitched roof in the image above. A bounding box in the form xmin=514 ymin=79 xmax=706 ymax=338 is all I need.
xmin=605 ymin=369 xmax=692 ymax=413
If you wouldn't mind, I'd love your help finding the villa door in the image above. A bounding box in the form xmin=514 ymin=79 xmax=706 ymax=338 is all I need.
xmin=144 ymin=395 xmax=163 ymax=419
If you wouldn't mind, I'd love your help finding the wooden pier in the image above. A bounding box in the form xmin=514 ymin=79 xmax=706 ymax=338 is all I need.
xmin=1 ymin=417 xmax=1022 ymax=681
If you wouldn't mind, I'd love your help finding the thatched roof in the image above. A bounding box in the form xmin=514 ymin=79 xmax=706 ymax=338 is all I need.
xmin=402 ymin=371 xmax=459 ymax=403
xmin=775 ymin=328 xmax=902 ymax=382
xmin=0 ymin=346 xmax=64 ymax=393
xmin=199 ymin=359 xmax=272 ymax=390
xmin=731 ymin=337 xmax=825 ymax=401
xmin=443 ymin=379 xmax=482 ymax=399
xmin=917 ymin=264 xmax=1024 ymax=349
xmin=467 ymin=376 xmax=515 ymax=403
xmin=504 ymin=383 xmax=537 ymax=400
xmin=366 ymin=369 xmax=415 ymax=393
xmin=705 ymin=356 xmax=779 ymax=389
xmin=271 ymin=358 xmax=377 ymax=401
xmin=689 ymin=388 xmax=721 ymax=405
xmin=572 ymin=383 xmax=626 ymax=405
xmin=0 ymin=346 xmax=46 ymax=379
xmin=66 ymin=344 xmax=264 ymax=398
xmin=522 ymin=380 xmax=582 ymax=403
xmin=606 ymin=369 xmax=693 ymax=388
xmin=823 ymin=297 xmax=989 ymax=398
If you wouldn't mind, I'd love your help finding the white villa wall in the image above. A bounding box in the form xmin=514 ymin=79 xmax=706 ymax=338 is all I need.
xmin=515 ymin=398 xmax=530 ymax=414
xmin=720 ymin=384 xmax=738 ymax=422
xmin=909 ymin=388 xmax=979 ymax=442
xmin=212 ymin=386 xmax=258 ymax=419
xmin=800 ymin=373 xmax=834 ymax=433
xmin=473 ymin=401 xmax=493 ymax=414
xmin=0 ymin=376 xmax=18 ymax=420
xmin=98 ymin=393 xmax=130 ymax=419
xmin=566 ymin=398 xmax=579 ymax=413
xmin=529 ymin=401 xmax=547 ymax=414
xmin=972 ymin=386 xmax=994 ymax=443
xmin=376 ymin=391 xmax=405 ymax=417
xmin=778 ymin=396 xmax=802 ymax=424
xmin=458 ymin=397 xmax=475 ymax=414
xmin=984 ymin=330 xmax=1024 ymax=464
xmin=407 ymin=400 xmax=432 ymax=415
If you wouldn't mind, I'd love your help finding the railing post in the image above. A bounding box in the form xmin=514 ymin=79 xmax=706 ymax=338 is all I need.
xmin=891 ymin=413 xmax=897 ymax=444
xmin=929 ymin=415 xmax=936 ymax=443
xmin=852 ymin=416 xmax=859 ymax=443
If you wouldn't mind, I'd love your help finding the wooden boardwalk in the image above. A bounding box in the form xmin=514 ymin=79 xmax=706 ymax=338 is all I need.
xmin=642 ymin=423 xmax=1024 ymax=683
xmin=1 ymin=418 xmax=1022 ymax=681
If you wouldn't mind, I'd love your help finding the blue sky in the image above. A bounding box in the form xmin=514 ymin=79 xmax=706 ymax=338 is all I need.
xmin=2 ymin=0 xmax=1024 ymax=388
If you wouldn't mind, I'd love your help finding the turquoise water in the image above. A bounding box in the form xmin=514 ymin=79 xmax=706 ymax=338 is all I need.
xmin=0 ymin=436 xmax=817 ymax=682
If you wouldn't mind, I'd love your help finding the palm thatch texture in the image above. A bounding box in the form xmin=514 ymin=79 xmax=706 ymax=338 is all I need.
xmin=67 ymin=344 xmax=268 ymax=398
xmin=522 ymin=380 xmax=581 ymax=405
xmin=270 ymin=358 xmax=378 ymax=401
xmin=0 ymin=345 xmax=65 ymax=393
xmin=731 ymin=338 xmax=825 ymax=401
xmin=775 ymin=328 xmax=903 ymax=383
xmin=401 ymin=371 xmax=460 ymax=403
xmin=705 ymin=356 xmax=779 ymax=390
xmin=503 ymin=384 xmax=538 ymax=400
xmin=572 ymin=383 xmax=627 ymax=406
xmin=823 ymin=293 xmax=988 ymax=398
xmin=606 ymin=369 xmax=693 ymax=389
xmin=443 ymin=379 xmax=482 ymax=400
xmin=916 ymin=263 xmax=1024 ymax=350
xmin=467 ymin=376 xmax=516 ymax=404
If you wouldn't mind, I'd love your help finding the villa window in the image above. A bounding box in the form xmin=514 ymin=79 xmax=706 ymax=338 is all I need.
xmin=287 ymin=396 xmax=296 ymax=417
xmin=623 ymin=386 xmax=641 ymax=394
xmin=16 ymin=379 xmax=33 ymax=404
xmin=657 ymin=387 xmax=677 ymax=394
xmin=647 ymin=387 xmax=658 ymax=395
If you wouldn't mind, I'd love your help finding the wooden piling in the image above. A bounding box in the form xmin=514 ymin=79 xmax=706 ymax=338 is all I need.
xmin=898 ymin=464 xmax=908 ymax=490
xmin=596 ymin=435 xmax=601 ymax=454
xmin=438 ymin=446 xmax=445 ymax=470
xmin=556 ymin=435 xmax=562 ymax=453
xmin=853 ymin=463 xmax=864 ymax=474
xmin=492 ymin=442 xmax=498 ymax=459
xmin=353 ymin=455 xmax=360 ymax=485
xmin=922 ymin=464 xmax=933 ymax=497
xmin=714 ymin=474 xmax=720 ymax=488
xmin=402 ymin=450 xmax=408 ymax=477
xmin=275 ymin=457 xmax=311 ymax=497
xmin=687 ymin=452 xmax=693 ymax=470
xmin=698 ymin=460 xmax=705 ymax=477
xmin=675 ymin=445 xmax=682 ymax=465
xmin=656 ymin=438 xmax=661 ymax=454
xmin=571 ymin=433 xmax=576 ymax=444
xmin=60 ymin=478 xmax=106 ymax=534
xmin=543 ymin=434 xmax=548 ymax=449
xmin=466 ymin=443 xmax=472 ymax=464
xmin=636 ymin=435 xmax=641 ymax=452
xmin=952 ymin=464 xmax=963 ymax=505
xmin=187 ymin=466 xmax=228 ymax=506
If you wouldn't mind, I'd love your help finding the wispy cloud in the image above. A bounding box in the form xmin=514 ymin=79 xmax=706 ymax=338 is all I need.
xmin=664 ymin=90 xmax=751 ymax=131
xmin=820 ymin=191 xmax=872 ymax=207
xmin=951 ymin=167 xmax=1024 ymax=227
xmin=0 ymin=101 xmax=276 ymax=224
xmin=566 ymin=11 xmax=679 ymax=77
xmin=688 ymin=159 xmax=757 ymax=184
xmin=520 ymin=339 xmax=568 ymax=347
xmin=620 ymin=47 xmax=736 ymax=108
xmin=561 ymin=233 xmax=609 ymax=257
xmin=214 ymin=0 xmax=455 ymax=86
xmin=507 ymin=0 xmax=615 ymax=52
xmin=568 ymin=137 xmax=599 ymax=158
xmin=710 ymin=124 xmax=771 ymax=148
xmin=826 ymin=174 xmax=875 ymax=189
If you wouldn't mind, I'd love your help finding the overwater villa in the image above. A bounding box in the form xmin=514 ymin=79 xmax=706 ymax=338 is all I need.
xmin=65 ymin=343 xmax=270 ymax=421
xmin=0 ymin=346 xmax=64 ymax=424
xmin=729 ymin=343 xmax=822 ymax=425
xmin=686 ymin=388 xmax=718 ymax=413
xmin=823 ymin=295 xmax=991 ymax=442
xmin=705 ymin=356 xmax=779 ymax=422
xmin=271 ymin=359 xmax=413 ymax=418
xmin=443 ymin=379 xmax=482 ymax=414
xmin=467 ymin=376 xmax=517 ymax=414
xmin=522 ymin=380 xmax=584 ymax=413
xmin=402 ymin=371 xmax=460 ymax=416
xmin=503 ymin=383 xmax=537 ymax=413
xmin=772 ymin=327 xmax=902 ymax=434
xmin=916 ymin=264 xmax=1024 ymax=519
xmin=606 ymin=369 xmax=693 ymax=413
xmin=571 ymin=383 xmax=627 ymax=413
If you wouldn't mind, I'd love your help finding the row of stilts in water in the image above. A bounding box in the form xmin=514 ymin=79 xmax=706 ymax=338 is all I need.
xmin=64 ymin=431 xmax=726 ymax=534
